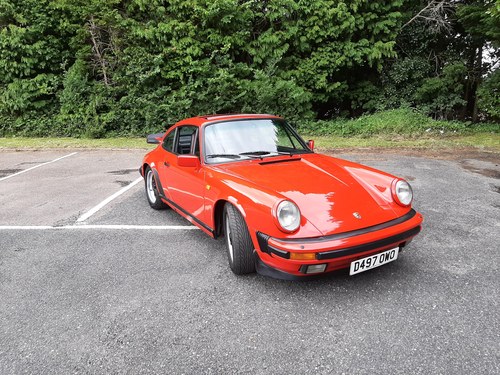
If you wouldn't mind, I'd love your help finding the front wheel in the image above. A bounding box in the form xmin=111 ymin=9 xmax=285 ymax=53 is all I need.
xmin=144 ymin=166 xmax=168 ymax=210
xmin=224 ymin=204 xmax=256 ymax=275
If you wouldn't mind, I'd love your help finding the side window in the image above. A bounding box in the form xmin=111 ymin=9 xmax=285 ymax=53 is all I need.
xmin=162 ymin=129 xmax=176 ymax=153
xmin=175 ymin=126 xmax=198 ymax=155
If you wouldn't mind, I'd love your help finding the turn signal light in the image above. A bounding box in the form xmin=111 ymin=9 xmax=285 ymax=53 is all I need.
xmin=290 ymin=252 xmax=316 ymax=260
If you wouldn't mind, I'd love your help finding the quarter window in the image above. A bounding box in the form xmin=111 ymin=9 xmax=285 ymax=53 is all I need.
xmin=175 ymin=126 xmax=198 ymax=155
xmin=162 ymin=129 xmax=176 ymax=152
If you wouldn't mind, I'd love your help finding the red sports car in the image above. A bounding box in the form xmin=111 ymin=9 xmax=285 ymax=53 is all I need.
xmin=140 ymin=114 xmax=423 ymax=279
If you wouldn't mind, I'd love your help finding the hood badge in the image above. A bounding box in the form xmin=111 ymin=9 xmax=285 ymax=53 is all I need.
xmin=353 ymin=212 xmax=362 ymax=219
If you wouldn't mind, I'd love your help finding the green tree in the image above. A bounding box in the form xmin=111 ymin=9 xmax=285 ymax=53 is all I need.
xmin=477 ymin=68 xmax=500 ymax=120
xmin=9 ymin=0 xmax=490 ymax=137
xmin=415 ymin=62 xmax=467 ymax=119
xmin=0 ymin=0 xmax=70 ymax=134
xmin=456 ymin=0 xmax=500 ymax=121
xmin=382 ymin=0 xmax=500 ymax=122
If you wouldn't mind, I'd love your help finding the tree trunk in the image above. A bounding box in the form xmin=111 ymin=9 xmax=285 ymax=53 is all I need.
xmin=464 ymin=44 xmax=483 ymax=122
xmin=463 ymin=47 xmax=475 ymax=120
xmin=471 ymin=45 xmax=483 ymax=123
xmin=87 ymin=16 xmax=110 ymax=86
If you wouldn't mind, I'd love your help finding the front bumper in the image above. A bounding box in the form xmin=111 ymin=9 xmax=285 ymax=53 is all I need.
xmin=255 ymin=209 xmax=423 ymax=278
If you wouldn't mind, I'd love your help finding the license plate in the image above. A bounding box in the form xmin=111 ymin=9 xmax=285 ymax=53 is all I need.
xmin=349 ymin=247 xmax=399 ymax=276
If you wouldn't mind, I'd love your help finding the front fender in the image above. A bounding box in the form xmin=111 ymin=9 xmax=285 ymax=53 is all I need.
xmin=204 ymin=169 xmax=323 ymax=241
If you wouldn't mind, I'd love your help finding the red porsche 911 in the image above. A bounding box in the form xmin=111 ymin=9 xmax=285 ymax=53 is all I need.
xmin=140 ymin=114 xmax=423 ymax=279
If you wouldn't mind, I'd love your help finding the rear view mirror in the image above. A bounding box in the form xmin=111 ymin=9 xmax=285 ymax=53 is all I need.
xmin=147 ymin=132 xmax=165 ymax=144
xmin=308 ymin=139 xmax=315 ymax=151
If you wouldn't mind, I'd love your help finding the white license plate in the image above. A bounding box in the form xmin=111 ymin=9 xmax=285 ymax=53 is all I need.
xmin=349 ymin=247 xmax=399 ymax=276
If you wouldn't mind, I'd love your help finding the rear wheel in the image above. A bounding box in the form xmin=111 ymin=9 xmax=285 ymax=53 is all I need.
xmin=145 ymin=166 xmax=168 ymax=210
xmin=224 ymin=203 xmax=255 ymax=275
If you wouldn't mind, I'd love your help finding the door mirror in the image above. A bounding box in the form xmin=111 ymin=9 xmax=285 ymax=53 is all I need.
xmin=147 ymin=132 xmax=165 ymax=144
xmin=308 ymin=139 xmax=315 ymax=151
xmin=177 ymin=155 xmax=200 ymax=168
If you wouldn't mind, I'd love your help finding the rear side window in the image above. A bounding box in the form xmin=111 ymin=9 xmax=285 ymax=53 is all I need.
xmin=162 ymin=129 xmax=176 ymax=152
xmin=175 ymin=126 xmax=198 ymax=155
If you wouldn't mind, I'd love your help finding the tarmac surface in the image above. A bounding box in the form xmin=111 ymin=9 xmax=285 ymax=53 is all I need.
xmin=0 ymin=149 xmax=499 ymax=374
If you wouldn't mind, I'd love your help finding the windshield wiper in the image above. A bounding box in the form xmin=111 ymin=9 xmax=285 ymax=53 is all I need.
xmin=206 ymin=153 xmax=241 ymax=159
xmin=240 ymin=150 xmax=294 ymax=158
xmin=239 ymin=151 xmax=272 ymax=156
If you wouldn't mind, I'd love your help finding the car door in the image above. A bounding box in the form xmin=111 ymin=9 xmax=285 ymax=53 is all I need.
xmin=166 ymin=125 xmax=207 ymax=226
xmin=156 ymin=127 xmax=178 ymax=201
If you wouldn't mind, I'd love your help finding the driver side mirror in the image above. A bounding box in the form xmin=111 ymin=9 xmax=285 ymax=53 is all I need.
xmin=308 ymin=139 xmax=315 ymax=151
xmin=147 ymin=132 xmax=165 ymax=144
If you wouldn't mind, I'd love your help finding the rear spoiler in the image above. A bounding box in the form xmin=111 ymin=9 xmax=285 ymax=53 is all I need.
xmin=146 ymin=132 xmax=165 ymax=144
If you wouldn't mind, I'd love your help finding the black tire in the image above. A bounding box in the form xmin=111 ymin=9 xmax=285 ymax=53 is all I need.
xmin=144 ymin=166 xmax=168 ymax=210
xmin=223 ymin=203 xmax=256 ymax=275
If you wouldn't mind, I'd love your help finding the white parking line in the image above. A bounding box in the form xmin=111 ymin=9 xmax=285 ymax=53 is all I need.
xmin=76 ymin=177 xmax=144 ymax=222
xmin=0 ymin=225 xmax=198 ymax=230
xmin=0 ymin=152 xmax=78 ymax=182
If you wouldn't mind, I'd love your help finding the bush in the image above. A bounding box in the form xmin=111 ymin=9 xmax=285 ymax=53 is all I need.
xmin=297 ymin=108 xmax=499 ymax=137
xmin=414 ymin=63 xmax=467 ymax=120
xmin=478 ymin=70 xmax=500 ymax=122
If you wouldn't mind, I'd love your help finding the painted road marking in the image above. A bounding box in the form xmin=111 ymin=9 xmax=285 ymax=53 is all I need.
xmin=0 ymin=225 xmax=198 ymax=230
xmin=77 ymin=177 xmax=144 ymax=222
xmin=0 ymin=152 xmax=78 ymax=182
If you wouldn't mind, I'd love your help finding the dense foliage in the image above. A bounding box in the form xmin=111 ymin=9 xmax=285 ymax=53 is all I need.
xmin=0 ymin=0 xmax=498 ymax=137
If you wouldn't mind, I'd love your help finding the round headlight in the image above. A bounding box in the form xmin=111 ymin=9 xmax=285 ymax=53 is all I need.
xmin=394 ymin=180 xmax=413 ymax=206
xmin=276 ymin=200 xmax=301 ymax=232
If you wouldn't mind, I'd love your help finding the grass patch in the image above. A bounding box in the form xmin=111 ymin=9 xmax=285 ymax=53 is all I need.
xmin=298 ymin=108 xmax=499 ymax=137
xmin=1 ymin=134 xmax=498 ymax=152
xmin=297 ymin=108 xmax=499 ymax=152
xmin=0 ymin=137 xmax=154 ymax=150
xmin=308 ymin=134 xmax=500 ymax=151
xmin=1 ymin=109 xmax=498 ymax=152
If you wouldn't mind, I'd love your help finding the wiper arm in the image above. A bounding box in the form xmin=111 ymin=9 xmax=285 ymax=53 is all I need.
xmin=240 ymin=150 xmax=294 ymax=158
xmin=239 ymin=151 xmax=272 ymax=156
xmin=206 ymin=153 xmax=241 ymax=159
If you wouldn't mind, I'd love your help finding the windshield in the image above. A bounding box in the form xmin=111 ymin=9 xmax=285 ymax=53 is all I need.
xmin=203 ymin=119 xmax=309 ymax=164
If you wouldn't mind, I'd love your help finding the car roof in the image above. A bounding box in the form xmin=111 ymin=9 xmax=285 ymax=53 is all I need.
xmin=176 ymin=113 xmax=282 ymax=127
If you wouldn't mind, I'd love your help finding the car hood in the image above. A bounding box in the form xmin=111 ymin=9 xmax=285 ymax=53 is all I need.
xmin=215 ymin=154 xmax=399 ymax=236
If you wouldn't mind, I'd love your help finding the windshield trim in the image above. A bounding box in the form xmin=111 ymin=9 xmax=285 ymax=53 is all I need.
xmin=201 ymin=118 xmax=313 ymax=165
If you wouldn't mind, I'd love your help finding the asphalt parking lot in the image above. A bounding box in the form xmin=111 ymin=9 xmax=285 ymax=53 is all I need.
xmin=0 ymin=149 xmax=499 ymax=374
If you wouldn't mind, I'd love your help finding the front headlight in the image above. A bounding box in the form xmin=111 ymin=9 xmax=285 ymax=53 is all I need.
xmin=276 ymin=200 xmax=301 ymax=232
xmin=393 ymin=179 xmax=413 ymax=206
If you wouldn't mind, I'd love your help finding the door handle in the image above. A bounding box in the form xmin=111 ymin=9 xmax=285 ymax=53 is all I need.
xmin=164 ymin=161 xmax=170 ymax=167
